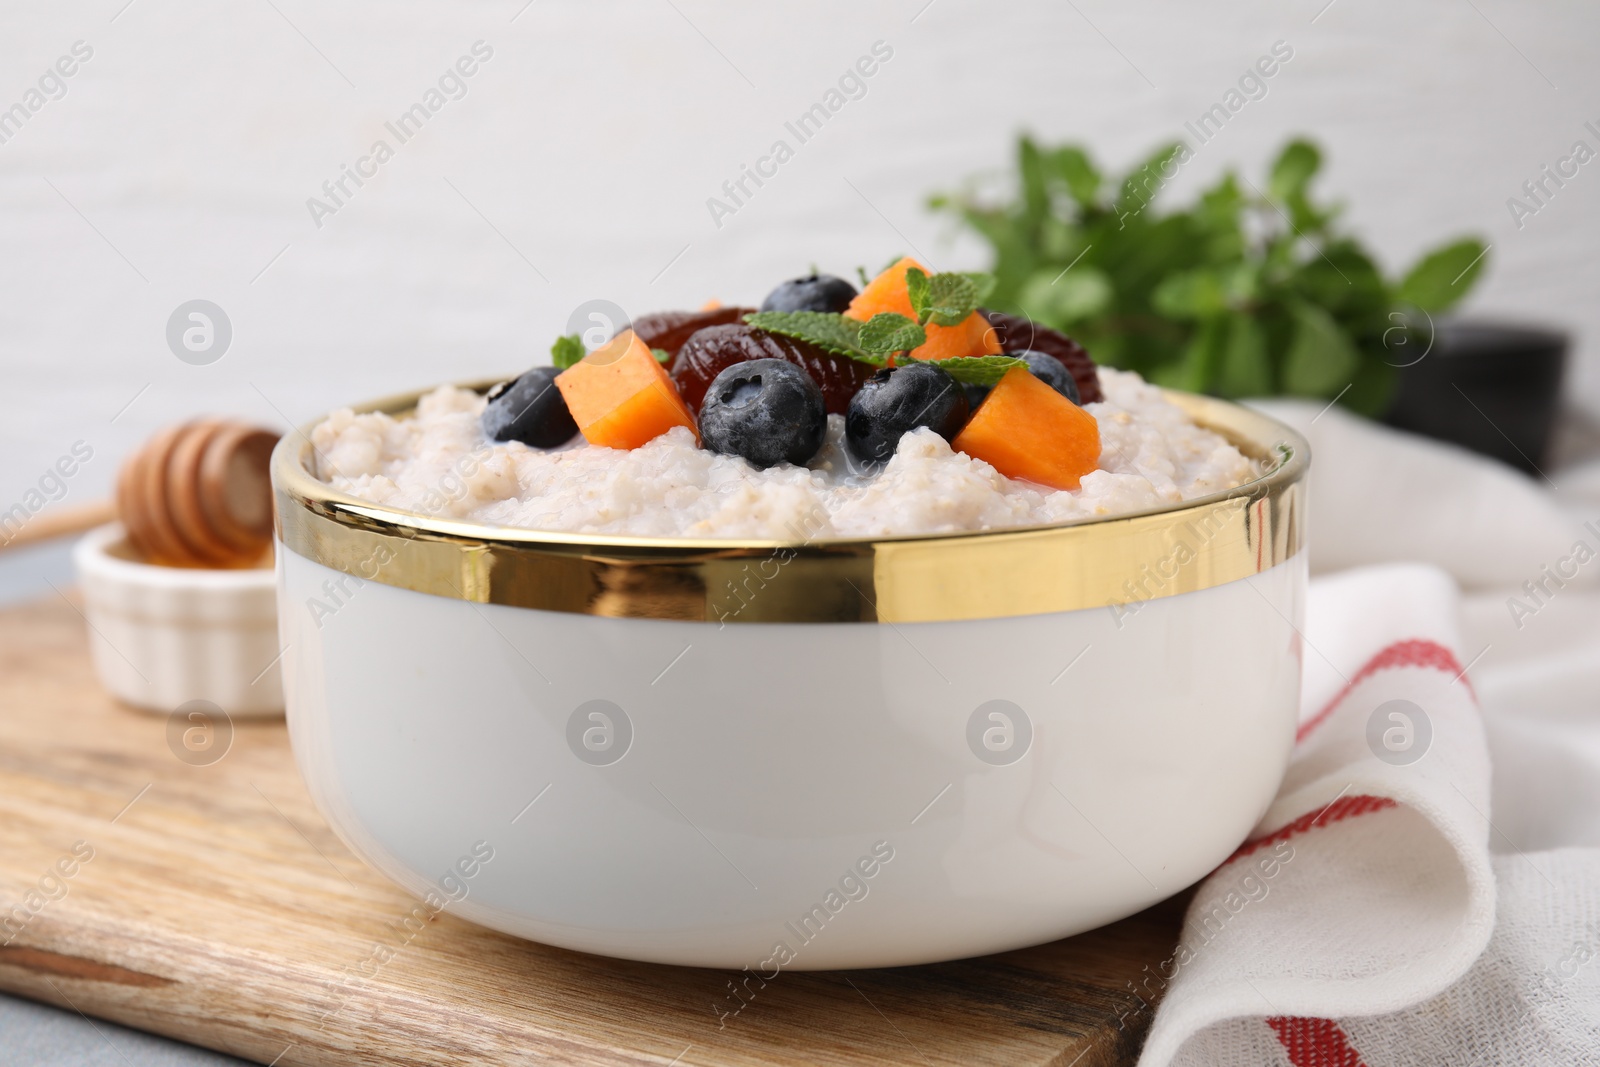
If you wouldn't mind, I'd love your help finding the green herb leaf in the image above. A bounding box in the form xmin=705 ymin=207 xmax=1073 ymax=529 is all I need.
xmin=1215 ymin=312 xmax=1272 ymax=397
xmin=1269 ymin=140 xmax=1321 ymax=204
xmin=742 ymin=311 xmax=865 ymax=358
xmin=1152 ymin=317 xmax=1225 ymax=393
xmin=551 ymin=333 xmax=585 ymax=369
xmin=923 ymin=272 xmax=982 ymax=326
xmin=961 ymin=272 xmax=998 ymax=306
xmin=1291 ymin=239 xmax=1385 ymax=318
xmin=855 ymin=265 xmax=871 ymax=288
xmin=1019 ymin=136 xmax=1049 ymax=226
xmin=907 ymin=268 xmax=994 ymax=326
xmin=1342 ymin=355 xmax=1398 ymax=418
xmin=1116 ymin=142 xmax=1183 ymax=214
xmin=1397 ymin=238 xmax=1488 ymax=312
xmin=858 ymin=313 xmax=926 ymax=354
xmin=1151 ymin=270 xmax=1229 ymax=319
xmin=1052 ymin=146 xmax=1101 ymax=208
xmin=1018 ymin=266 xmax=1113 ymax=323
xmin=905 ymin=353 xmax=1026 ymax=386
xmin=1282 ymin=300 xmax=1359 ymax=396
xmin=651 ymin=348 xmax=672 ymax=364
xmin=905 ymin=266 xmax=932 ymax=323
xmin=1197 ymin=172 xmax=1246 ymax=236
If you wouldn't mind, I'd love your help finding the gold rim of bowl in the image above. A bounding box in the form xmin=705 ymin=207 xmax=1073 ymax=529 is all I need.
xmin=271 ymin=382 xmax=1309 ymax=624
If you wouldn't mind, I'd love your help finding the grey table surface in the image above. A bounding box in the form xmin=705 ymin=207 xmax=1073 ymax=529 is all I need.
xmin=0 ymin=997 xmax=251 ymax=1067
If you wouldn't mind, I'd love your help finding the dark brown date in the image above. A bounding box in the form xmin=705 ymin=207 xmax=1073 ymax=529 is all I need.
xmin=671 ymin=324 xmax=877 ymax=415
xmin=980 ymin=310 xmax=1103 ymax=404
xmin=629 ymin=307 xmax=755 ymax=368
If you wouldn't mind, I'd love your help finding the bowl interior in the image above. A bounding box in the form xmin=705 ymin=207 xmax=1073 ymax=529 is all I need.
xmin=279 ymin=379 xmax=1307 ymax=553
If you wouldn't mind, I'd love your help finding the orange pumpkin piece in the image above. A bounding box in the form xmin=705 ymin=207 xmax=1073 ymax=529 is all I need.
xmin=845 ymin=256 xmax=1001 ymax=361
xmin=951 ymin=367 xmax=1101 ymax=491
xmin=555 ymin=330 xmax=700 ymax=449
xmin=912 ymin=310 xmax=1003 ymax=361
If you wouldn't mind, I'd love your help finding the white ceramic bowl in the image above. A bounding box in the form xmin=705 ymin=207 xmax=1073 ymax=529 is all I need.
xmin=73 ymin=523 xmax=283 ymax=717
xmin=273 ymin=387 xmax=1308 ymax=970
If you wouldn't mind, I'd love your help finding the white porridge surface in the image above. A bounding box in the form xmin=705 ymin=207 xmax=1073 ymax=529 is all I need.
xmin=310 ymin=368 xmax=1256 ymax=538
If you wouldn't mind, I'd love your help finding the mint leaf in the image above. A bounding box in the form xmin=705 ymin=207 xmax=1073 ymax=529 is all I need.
xmin=905 ymin=267 xmax=932 ymax=324
xmin=961 ymin=272 xmax=997 ymax=307
xmin=1151 ymin=269 xmax=1230 ymax=319
xmin=905 ymin=354 xmax=1026 ymax=386
xmin=1215 ymin=312 xmax=1272 ymax=397
xmin=1151 ymin=317 xmax=1224 ymax=393
xmin=1269 ymin=139 xmax=1321 ymax=205
xmin=651 ymin=347 xmax=672 ymax=364
xmin=551 ymin=333 xmax=585 ymax=369
xmin=922 ymin=272 xmax=982 ymax=326
xmin=1282 ymin=300 xmax=1358 ymax=396
xmin=1052 ymin=146 xmax=1101 ymax=208
xmin=855 ymin=265 xmax=871 ymax=288
xmin=905 ymin=269 xmax=994 ymax=327
xmin=743 ymin=310 xmax=865 ymax=358
xmin=745 ymin=308 xmax=1018 ymax=369
xmin=1116 ymin=142 xmax=1184 ymax=212
xmin=1018 ymin=266 xmax=1113 ymax=322
xmin=1397 ymin=238 xmax=1487 ymax=312
xmin=858 ymin=313 xmax=926 ymax=354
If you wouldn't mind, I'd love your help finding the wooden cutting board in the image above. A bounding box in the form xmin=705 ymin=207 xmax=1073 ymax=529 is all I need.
xmin=0 ymin=596 xmax=1184 ymax=1066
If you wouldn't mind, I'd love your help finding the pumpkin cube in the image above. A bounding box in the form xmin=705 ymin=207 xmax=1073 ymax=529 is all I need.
xmin=555 ymin=331 xmax=699 ymax=449
xmin=845 ymin=256 xmax=1001 ymax=361
xmin=952 ymin=367 xmax=1101 ymax=490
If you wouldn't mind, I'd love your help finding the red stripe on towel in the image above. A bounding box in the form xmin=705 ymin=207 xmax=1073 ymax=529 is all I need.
xmin=1267 ymin=1016 xmax=1370 ymax=1067
xmin=1297 ymin=638 xmax=1473 ymax=744
xmin=1224 ymin=794 xmax=1397 ymax=867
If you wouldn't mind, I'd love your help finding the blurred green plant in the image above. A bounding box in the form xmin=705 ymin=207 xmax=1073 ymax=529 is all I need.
xmin=930 ymin=136 xmax=1489 ymax=414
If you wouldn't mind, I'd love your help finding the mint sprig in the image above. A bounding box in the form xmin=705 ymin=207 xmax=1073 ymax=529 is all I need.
xmin=651 ymin=347 xmax=672 ymax=364
xmin=904 ymin=268 xmax=997 ymax=327
xmin=904 ymin=268 xmax=932 ymax=322
xmin=743 ymin=310 xmax=870 ymax=359
xmin=744 ymin=297 xmax=1024 ymax=385
xmin=858 ymin=313 xmax=925 ymax=354
xmin=961 ymin=271 xmax=999 ymax=307
xmin=903 ymin=353 xmax=1024 ymax=386
xmin=551 ymin=333 xmax=585 ymax=369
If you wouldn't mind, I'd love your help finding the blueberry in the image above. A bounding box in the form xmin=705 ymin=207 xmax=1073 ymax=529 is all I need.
xmin=759 ymin=273 xmax=858 ymax=314
xmin=965 ymin=350 xmax=1081 ymax=410
xmin=1017 ymin=350 xmax=1081 ymax=403
xmin=480 ymin=367 xmax=577 ymax=448
xmin=845 ymin=362 xmax=969 ymax=464
xmin=698 ymin=358 xmax=827 ymax=469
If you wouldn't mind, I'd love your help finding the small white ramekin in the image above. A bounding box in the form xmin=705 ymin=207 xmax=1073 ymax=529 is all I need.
xmin=72 ymin=523 xmax=283 ymax=718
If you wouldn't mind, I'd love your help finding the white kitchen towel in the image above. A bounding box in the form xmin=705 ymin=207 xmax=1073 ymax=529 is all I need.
xmin=1137 ymin=403 xmax=1600 ymax=1066
xmin=1252 ymin=400 xmax=1588 ymax=590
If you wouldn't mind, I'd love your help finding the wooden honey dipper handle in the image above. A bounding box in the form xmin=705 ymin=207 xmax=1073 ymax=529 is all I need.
xmin=0 ymin=499 xmax=119 ymax=552
xmin=116 ymin=420 xmax=282 ymax=568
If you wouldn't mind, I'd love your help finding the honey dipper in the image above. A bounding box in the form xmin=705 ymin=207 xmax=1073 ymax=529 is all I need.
xmin=115 ymin=420 xmax=281 ymax=568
